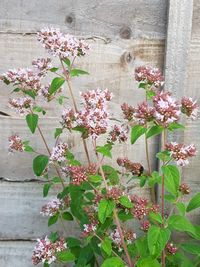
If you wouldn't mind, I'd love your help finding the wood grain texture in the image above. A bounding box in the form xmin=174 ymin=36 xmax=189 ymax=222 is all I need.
xmin=0 ymin=0 xmax=167 ymax=38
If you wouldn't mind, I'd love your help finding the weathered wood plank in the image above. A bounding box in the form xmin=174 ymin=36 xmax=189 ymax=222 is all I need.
xmin=0 ymin=181 xmax=150 ymax=239
xmin=0 ymin=241 xmax=35 ymax=267
xmin=0 ymin=34 xmax=165 ymax=115
xmin=0 ymin=0 xmax=167 ymax=38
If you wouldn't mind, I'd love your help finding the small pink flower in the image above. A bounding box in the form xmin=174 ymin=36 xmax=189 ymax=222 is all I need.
xmin=181 ymin=97 xmax=198 ymax=120
xmin=153 ymin=91 xmax=181 ymax=127
xmin=130 ymin=195 xmax=149 ymax=220
xmin=61 ymin=108 xmax=76 ymax=129
xmin=121 ymin=103 xmax=135 ymax=121
xmin=8 ymin=97 xmax=32 ymax=114
xmin=40 ymin=198 xmax=63 ymax=217
xmin=82 ymin=223 xmax=98 ymax=237
xmin=140 ymin=220 xmax=150 ymax=231
xmin=8 ymin=134 xmax=24 ymax=153
xmin=110 ymin=228 xmax=136 ymax=249
xmin=50 ymin=143 xmax=68 ymax=163
xmin=32 ymin=236 xmax=67 ymax=265
xmin=32 ymin=58 xmax=52 ymax=77
xmin=108 ymin=125 xmax=129 ymax=143
xmin=165 ymin=142 xmax=197 ymax=166
xmin=134 ymin=101 xmax=155 ymax=125
xmin=66 ymin=165 xmax=88 ymax=185
xmin=107 ymin=187 xmax=123 ymax=202
xmin=166 ymin=242 xmax=178 ymax=255
xmin=135 ymin=66 xmax=164 ymax=87
xmin=37 ymin=27 xmax=90 ymax=58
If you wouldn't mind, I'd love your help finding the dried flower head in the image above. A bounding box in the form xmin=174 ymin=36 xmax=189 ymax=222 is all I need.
xmin=40 ymin=198 xmax=63 ymax=217
xmin=8 ymin=134 xmax=24 ymax=153
xmin=179 ymin=183 xmax=190 ymax=195
xmin=8 ymin=97 xmax=32 ymax=114
xmin=153 ymin=91 xmax=181 ymax=127
xmin=165 ymin=142 xmax=197 ymax=166
xmin=50 ymin=143 xmax=68 ymax=163
xmin=140 ymin=220 xmax=151 ymax=231
xmin=135 ymin=66 xmax=164 ymax=87
xmin=108 ymin=125 xmax=129 ymax=143
xmin=37 ymin=27 xmax=90 ymax=58
xmin=117 ymin=157 xmax=144 ymax=176
xmin=32 ymin=236 xmax=67 ymax=265
xmin=121 ymin=103 xmax=135 ymax=121
xmin=181 ymin=97 xmax=198 ymax=120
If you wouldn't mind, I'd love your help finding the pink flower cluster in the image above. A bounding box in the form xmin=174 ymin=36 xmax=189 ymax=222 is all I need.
xmin=62 ymin=89 xmax=113 ymax=139
xmin=121 ymin=103 xmax=135 ymax=121
xmin=37 ymin=27 xmax=90 ymax=58
xmin=40 ymin=198 xmax=63 ymax=217
xmin=8 ymin=134 xmax=24 ymax=153
xmin=107 ymin=187 xmax=123 ymax=202
xmin=140 ymin=220 xmax=151 ymax=231
xmin=153 ymin=91 xmax=180 ymax=127
xmin=130 ymin=195 xmax=159 ymax=220
xmin=181 ymin=97 xmax=198 ymax=120
xmin=117 ymin=157 xmax=144 ymax=176
xmin=108 ymin=125 xmax=128 ymax=143
xmin=134 ymin=101 xmax=155 ymax=125
xmin=165 ymin=142 xmax=197 ymax=166
xmin=82 ymin=223 xmax=97 ymax=237
xmin=32 ymin=58 xmax=52 ymax=77
xmin=166 ymin=242 xmax=178 ymax=255
xmin=8 ymin=97 xmax=32 ymax=114
xmin=32 ymin=236 xmax=67 ymax=265
xmin=1 ymin=68 xmax=42 ymax=91
xmin=135 ymin=66 xmax=164 ymax=87
xmin=50 ymin=143 xmax=68 ymax=163
xmin=110 ymin=228 xmax=136 ymax=249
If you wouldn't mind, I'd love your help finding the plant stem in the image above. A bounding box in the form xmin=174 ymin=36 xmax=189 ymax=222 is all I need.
xmin=161 ymin=129 xmax=167 ymax=267
xmin=145 ymin=133 xmax=156 ymax=203
xmin=59 ymin=58 xmax=91 ymax=164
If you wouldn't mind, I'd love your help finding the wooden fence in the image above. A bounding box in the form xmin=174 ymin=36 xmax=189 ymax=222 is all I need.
xmin=0 ymin=0 xmax=199 ymax=266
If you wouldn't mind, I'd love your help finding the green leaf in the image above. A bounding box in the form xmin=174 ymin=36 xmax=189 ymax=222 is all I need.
xmin=187 ymin=192 xmax=200 ymax=212
xmin=168 ymin=122 xmax=185 ymax=131
xmin=176 ymin=202 xmax=186 ymax=216
xmin=96 ymin=144 xmax=112 ymax=158
xmin=98 ymin=199 xmax=115 ymax=224
xmin=66 ymin=237 xmax=81 ymax=248
xmin=32 ymin=106 xmax=46 ymax=115
xmin=101 ymin=237 xmax=112 ymax=256
xmin=149 ymin=212 xmax=163 ymax=224
xmin=146 ymin=125 xmax=164 ymax=139
xmin=12 ymin=87 xmax=21 ymax=93
xmin=33 ymin=155 xmax=49 ymax=176
xmin=101 ymin=257 xmax=125 ymax=267
xmin=140 ymin=175 xmax=147 ymax=187
xmin=57 ymin=95 xmax=68 ymax=105
xmin=43 ymin=262 xmax=49 ymax=267
xmin=49 ymin=232 xmax=59 ymax=242
xmin=146 ymin=90 xmax=156 ymax=100
xmin=131 ymin=125 xmax=147 ymax=144
xmin=26 ymin=113 xmax=38 ymax=134
xmin=168 ymin=215 xmax=196 ymax=237
xmin=89 ymin=174 xmax=102 ymax=183
xmin=119 ymin=195 xmax=133 ymax=208
xmin=48 ymin=214 xmax=58 ymax=226
xmin=136 ymin=257 xmax=160 ymax=267
xmin=56 ymin=250 xmax=75 ymax=262
xmin=43 ymin=183 xmax=51 ymax=197
xmin=49 ymin=77 xmax=65 ymax=95
xmin=54 ymin=128 xmax=63 ymax=138
xmin=118 ymin=210 xmax=133 ymax=222
xmin=24 ymin=89 xmax=37 ymax=99
xmin=63 ymin=58 xmax=71 ymax=68
xmin=162 ymin=165 xmax=180 ymax=196
xmin=62 ymin=211 xmax=73 ymax=221
xmin=156 ymin=150 xmax=171 ymax=162
xmin=23 ymin=143 xmax=34 ymax=152
xmin=147 ymin=225 xmax=170 ymax=256
xmin=102 ymin=165 xmax=119 ymax=185
xmin=135 ymin=237 xmax=148 ymax=257
xmin=50 ymin=67 xmax=59 ymax=72
xmin=148 ymin=171 xmax=162 ymax=187
xmin=70 ymin=69 xmax=89 ymax=77
xmin=138 ymin=82 xmax=146 ymax=89
xmin=180 ymin=242 xmax=200 ymax=255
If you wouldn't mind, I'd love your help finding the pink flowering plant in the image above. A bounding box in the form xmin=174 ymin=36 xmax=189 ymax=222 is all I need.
xmin=1 ymin=27 xmax=200 ymax=267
